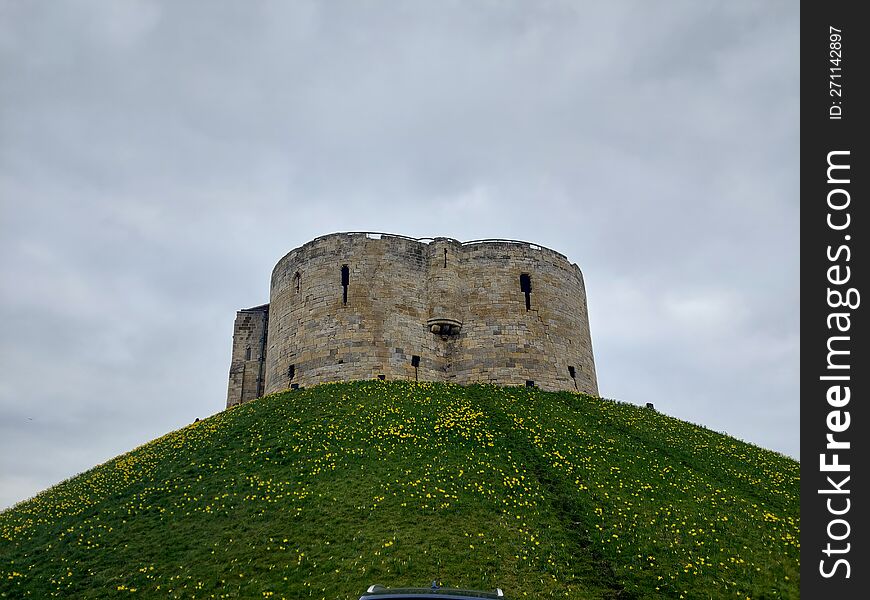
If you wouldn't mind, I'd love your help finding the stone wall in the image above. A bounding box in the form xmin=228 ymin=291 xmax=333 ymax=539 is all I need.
xmin=226 ymin=232 xmax=598 ymax=408
xmin=226 ymin=304 xmax=269 ymax=408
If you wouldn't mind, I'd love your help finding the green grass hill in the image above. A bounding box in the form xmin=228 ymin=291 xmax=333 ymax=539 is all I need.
xmin=0 ymin=381 xmax=799 ymax=599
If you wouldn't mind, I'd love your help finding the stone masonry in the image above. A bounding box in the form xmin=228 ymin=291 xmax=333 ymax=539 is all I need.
xmin=226 ymin=304 xmax=269 ymax=408
xmin=226 ymin=232 xmax=598 ymax=408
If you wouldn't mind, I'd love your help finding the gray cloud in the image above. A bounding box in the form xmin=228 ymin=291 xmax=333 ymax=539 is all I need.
xmin=0 ymin=0 xmax=798 ymax=509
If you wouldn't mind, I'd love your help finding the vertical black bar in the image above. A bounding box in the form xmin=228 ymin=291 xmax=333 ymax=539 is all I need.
xmin=802 ymin=1 xmax=868 ymax=597
xmin=520 ymin=274 xmax=532 ymax=311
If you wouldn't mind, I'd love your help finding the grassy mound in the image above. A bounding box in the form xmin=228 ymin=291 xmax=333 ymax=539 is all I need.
xmin=0 ymin=381 xmax=799 ymax=599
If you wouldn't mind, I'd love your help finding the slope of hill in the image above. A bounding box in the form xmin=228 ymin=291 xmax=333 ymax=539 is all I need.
xmin=0 ymin=381 xmax=799 ymax=599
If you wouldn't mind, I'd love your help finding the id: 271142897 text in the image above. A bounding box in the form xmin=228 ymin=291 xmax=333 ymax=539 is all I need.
xmin=829 ymin=26 xmax=844 ymax=120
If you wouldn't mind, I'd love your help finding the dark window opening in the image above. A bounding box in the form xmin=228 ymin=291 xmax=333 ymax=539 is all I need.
xmin=520 ymin=273 xmax=532 ymax=310
xmin=290 ymin=383 xmax=299 ymax=390
xmin=378 ymin=374 xmax=386 ymax=381
xmin=244 ymin=347 xmax=252 ymax=361
xmin=293 ymin=271 xmax=301 ymax=293
xmin=341 ymin=265 xmax=349 ymax=304
xmin=411 ymin=355 xmax=420 ymax=381
xmin=443 ymin=248 xmax=448 ymax=268
xmin=526 ymin=380 xmax=535 ymax=388
xmin=568 ymin=366 xmax=576 ymax=378
xmin=287 ymin=364 xmax=295 ymax=381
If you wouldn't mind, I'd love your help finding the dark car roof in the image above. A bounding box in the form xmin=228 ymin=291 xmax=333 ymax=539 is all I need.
xmin=360 ymin=585 xmax=505 ymax=600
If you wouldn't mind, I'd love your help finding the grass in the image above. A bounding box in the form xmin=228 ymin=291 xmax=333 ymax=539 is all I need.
xmin=0 ymin=381 xmax=799 ymax=599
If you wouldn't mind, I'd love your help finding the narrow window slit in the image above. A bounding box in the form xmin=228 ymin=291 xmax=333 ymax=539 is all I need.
xmin=341 ymin=265 xmax=349 ymax=305
xmin=443 ymin=249 xmax=448 ymax=268
xmin=287 ymin=364 xmax=295 ymax=381
xmin=244 ymin=347 xmax=252 ymax=360
xmin=293 ymin=271 xmax=301 ymax=293
xmin=520 ymin=273 xmax=532 ymax=310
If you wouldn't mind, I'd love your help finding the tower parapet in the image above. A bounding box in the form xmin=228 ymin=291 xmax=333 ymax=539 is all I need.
xmin=226 ymin=232 xmax=597 ymax=408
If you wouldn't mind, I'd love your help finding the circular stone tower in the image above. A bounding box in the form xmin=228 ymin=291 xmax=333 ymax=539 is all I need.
xmin=226 ymin=232 xmax=597 ymax=407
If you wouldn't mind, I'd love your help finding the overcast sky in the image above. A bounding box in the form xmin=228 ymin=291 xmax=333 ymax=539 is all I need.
xmin=0 ymin=0 xmax=799 ymax=510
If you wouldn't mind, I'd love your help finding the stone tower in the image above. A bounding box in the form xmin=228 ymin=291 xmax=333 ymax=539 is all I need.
xmin=226 ymin=232 xmax=597 ymax=408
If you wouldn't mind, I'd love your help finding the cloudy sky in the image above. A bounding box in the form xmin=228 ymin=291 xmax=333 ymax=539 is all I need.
xmin=0 ymin=0 xmax=798 ymax=510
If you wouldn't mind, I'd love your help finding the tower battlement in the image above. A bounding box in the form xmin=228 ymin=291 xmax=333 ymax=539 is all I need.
xmin=226 ymin=232 xmax=597 ymax=408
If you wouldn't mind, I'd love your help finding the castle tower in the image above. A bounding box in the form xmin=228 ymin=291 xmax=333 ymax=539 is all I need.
xmin=225 ymin=304 xmax=269 ymax=408
xmin=226 ymin=232 xmax=597 ymax=407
